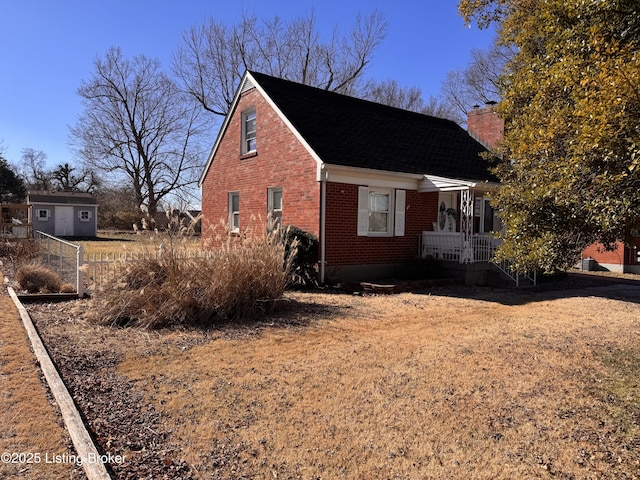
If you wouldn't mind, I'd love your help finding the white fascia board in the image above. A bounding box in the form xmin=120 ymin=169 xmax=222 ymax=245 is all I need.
xmin=418 ymin=174 xmax=500 ymax=192
xmin=249 ymin=74 xmax=325 ymax=181
xmin=324 ymin=164 xmax=423 ymax=190
xmin=198 ymin=71 xmax=325 ymax=186
xmin=28 ymin=202 xmax=98 ymax=208
xmin=197 ymin=106 xmax=238 ymax=188
xmin=419 ymin=175 xmax=476 ymax=192
xmin=198 ymin=71 xmax=254 ymax=187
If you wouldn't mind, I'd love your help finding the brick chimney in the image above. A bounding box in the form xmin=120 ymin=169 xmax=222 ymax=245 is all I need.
xmin=467 ymin=102 xmax=504 ymax=150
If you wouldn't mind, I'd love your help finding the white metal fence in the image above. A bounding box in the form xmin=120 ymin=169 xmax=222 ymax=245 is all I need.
xmin=34 ymin=231 xmax=84 ymax=297
xmin=82 ymin=248 xmax=213 ymax=291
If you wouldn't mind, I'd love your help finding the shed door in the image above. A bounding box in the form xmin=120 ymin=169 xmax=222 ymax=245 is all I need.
xmin=55 ymin=206 xmax=74 ymax=236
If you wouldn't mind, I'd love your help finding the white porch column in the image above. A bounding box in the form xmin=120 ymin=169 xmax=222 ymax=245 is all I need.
xmin=460 ymin=188 xmax=474 ymax=263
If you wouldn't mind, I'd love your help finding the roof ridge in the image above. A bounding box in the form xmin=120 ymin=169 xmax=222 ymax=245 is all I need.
xmin=247 ymin=70 xmax=457 ymax=126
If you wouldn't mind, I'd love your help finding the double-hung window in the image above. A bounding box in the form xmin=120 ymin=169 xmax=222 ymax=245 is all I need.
xmin=229 ymin=192 xmax=240 ymax=233
xmin=357 ymin=186 xmax=406 ymax=237
xmin=242 ymin=109 xmax=257 ymax=154
xmin=368 ymin=190 xmax=391 ymax=233
xmin=268 ymin=187 xmax=283 ymax=231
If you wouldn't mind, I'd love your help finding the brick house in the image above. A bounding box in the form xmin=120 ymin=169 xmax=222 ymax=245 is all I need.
xmin=199 ymin=71 xmax=500 ymax=282
xmin=469 ymin=104 xmax=640 ymax=274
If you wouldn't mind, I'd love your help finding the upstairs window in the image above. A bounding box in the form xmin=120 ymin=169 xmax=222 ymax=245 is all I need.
xmin=242 ymin=109 xmax=257 ymax=154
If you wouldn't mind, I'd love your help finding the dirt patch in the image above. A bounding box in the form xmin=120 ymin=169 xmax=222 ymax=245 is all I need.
xmin=18 ymin=279 xmax=640 ymax=479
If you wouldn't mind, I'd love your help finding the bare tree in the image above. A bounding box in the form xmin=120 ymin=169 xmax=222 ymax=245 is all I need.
xmin=51 ymin=163 xmax=100 ymax=193
xmin=360 ymin=79 xmax=462 ymax=122
xmin=441 ymin=41 xmax=515 ymax=119
xmin=172 ymin=9 xmax=387 ymax=117
xmin=71 ymin=47 xmax=208 ymax=216
xmin=19 ymin=148 xmax=53 ymax=190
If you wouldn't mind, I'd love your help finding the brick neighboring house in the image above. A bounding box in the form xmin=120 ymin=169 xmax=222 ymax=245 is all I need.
xmin=199 ymin=71 xmax=501 ymax=282
xmin=582 ymin=240 xmax=640 ymax=274
xmin=468 ymin=103 xmax=640 ymax=274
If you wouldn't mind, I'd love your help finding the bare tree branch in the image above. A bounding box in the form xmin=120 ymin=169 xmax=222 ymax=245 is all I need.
xmin=172 ymin=10 xmax=387 ymax=118
xmin=71 ymin=47 xmax=208 ymax=215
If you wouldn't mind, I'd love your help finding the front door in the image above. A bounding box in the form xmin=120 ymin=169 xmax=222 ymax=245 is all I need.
xmin=55 ymin=206 xmax=74 ymax=236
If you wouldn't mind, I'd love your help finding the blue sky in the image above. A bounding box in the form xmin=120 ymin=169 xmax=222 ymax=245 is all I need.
xmin=0 ymin=1 xmax=495 ymax=169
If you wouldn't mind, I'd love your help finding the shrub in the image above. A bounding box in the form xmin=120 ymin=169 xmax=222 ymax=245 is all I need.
xmin=0 ymin=239 xmax=40 ymax=267
xmin=279 ymin=225 xmax=318 ymax=289
xmin=86 ymin=228 xmax=296 ymax=328
xmin=16 ymin=264 xmax=63 ymax=293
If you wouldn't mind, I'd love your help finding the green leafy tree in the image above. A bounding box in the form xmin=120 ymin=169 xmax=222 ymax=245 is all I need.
xmin=0 ymin=156 xmax=27 ymax=203
xmin=459 ymin=0 xmax=640 ymax=272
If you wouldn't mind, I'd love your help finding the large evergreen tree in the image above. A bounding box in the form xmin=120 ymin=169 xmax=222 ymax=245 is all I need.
xmin=460 ymin=0 xmax=640 ymax=272
xmin=0 ymin=156 xmax=27 ymax=203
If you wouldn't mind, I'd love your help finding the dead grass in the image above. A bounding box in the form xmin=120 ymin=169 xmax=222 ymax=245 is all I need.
xmin=0 ymin=295 xmax=80 ymax=479
xmin=84 ymin=228 xmax=294 ymax=328
xmin=107 ymin=287 xmax=640 ymax=479
xmin=76 ymin=229 xmax=201 ymax=257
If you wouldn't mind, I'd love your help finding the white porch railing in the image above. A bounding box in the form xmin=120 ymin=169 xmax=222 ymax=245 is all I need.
xmin=420 ymin=231 xmax=537 ymax=286
xmin=419 ymin=232 xmax=501 ymax=263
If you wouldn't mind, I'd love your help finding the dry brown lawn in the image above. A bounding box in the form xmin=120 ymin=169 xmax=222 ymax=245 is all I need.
xmin=0 ymin=295 xmax=82 ymax=479
xmin=109 ymin=283 xmax=640 ymax=478
xmin=9 ymin=273 xmax=640 ymax=479
xmin=76 ymin=230 xmax=201 ymax=257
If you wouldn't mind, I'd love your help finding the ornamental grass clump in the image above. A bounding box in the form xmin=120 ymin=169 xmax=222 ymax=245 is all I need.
xmin=16 ymin=263 xmax=63 ymax=293
xmin=88 ymin=226 xmax=296 ymax=329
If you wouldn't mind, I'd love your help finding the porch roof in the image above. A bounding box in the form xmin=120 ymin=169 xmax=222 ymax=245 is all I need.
xmin=418 ymin=174 xmax=500 ymax=193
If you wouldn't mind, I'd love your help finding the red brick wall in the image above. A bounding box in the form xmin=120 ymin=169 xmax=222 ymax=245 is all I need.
xmin=582 ymin=242 xmax=626 ymax=266
xmin=201 ymin=88 xmax=320 ymax=244
xmin=467 ymin=105 xmax=504 ymax=150
xmin=324 ymin=182 xmax=438 ymax=266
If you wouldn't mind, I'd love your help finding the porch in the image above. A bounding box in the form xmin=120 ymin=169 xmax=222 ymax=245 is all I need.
xmin=419 ymin=232 xmax=501 ymax=264
xmin=1 ymin=204 xmax=32 ymax=238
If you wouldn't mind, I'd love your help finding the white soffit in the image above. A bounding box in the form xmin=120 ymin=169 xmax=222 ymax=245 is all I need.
xmin=419 ymin=175 xmax=477 ymax=192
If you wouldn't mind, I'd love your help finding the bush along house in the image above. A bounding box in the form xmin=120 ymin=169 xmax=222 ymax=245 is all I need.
xmin=199 ymin=71 xmax=504 ymax=284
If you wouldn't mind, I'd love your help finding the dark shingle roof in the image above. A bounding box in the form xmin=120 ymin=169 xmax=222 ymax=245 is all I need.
xmin=27 ymin=191 xmax=97 ymax=205
xmin=250 ymin=71 xmax=497 ymax=183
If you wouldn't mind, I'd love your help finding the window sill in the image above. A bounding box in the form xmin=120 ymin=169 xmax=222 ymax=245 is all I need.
xmin=240 ymin=151 xmax=258 ymax=160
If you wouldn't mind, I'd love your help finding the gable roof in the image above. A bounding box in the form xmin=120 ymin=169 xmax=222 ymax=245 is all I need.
xmin=27 ymin=191 xmax=97 ymax=205
xmin=200 ymin=71 xmax=498 ymax=186
xmin=248 ymin=71 xmax=497 ymax=183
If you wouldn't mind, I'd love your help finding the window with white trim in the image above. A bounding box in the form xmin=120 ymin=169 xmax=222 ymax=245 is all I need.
xmin=37 ymin=209 xmax=50 ymax=221
xmin=267 ymin=187 xmax=283 ymax=230
xmin=229 ymin=192 xmax=240 ymax=233
xmin=241 ymin=109 xmax=257 ymax=154
xmin=357 ymin=187 xmax=406 ymax=237
xmin=78 ymin=210 xmax=92 ymax=222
